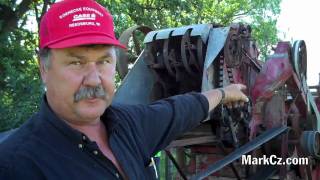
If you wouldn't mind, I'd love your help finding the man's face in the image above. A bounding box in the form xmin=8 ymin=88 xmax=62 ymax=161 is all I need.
xmin=40 ymin=45 xmax=116 ymax=125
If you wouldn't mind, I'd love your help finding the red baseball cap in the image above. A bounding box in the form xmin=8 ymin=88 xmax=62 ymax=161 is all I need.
xmin=39 ymin=0 xmax=125 ymax=49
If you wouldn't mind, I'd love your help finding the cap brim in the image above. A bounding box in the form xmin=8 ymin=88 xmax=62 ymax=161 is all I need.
xmin=47 ymin=34 xmax=126 ymax=49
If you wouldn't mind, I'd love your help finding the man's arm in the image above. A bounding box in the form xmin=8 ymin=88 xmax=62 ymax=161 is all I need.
xmin=119 ymin=84 xmax=248 ymax=159
xmin=117 ymin=93 xmax=208 ymax=159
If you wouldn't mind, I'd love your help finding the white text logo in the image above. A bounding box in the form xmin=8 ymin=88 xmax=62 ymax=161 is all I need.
xmin=241 ymin=155 xmax=309 ymax=165
xmin=72 ymin=13 xmax=96 ymax=21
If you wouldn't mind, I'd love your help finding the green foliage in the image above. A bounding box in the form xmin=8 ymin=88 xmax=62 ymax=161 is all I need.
xmin=0 ymin=28 xmax=42 ymax=132
xmin=0 ymin=0 xmax=282 ymax=132
xmin=251 ymin=17 xmax=279 ymax=58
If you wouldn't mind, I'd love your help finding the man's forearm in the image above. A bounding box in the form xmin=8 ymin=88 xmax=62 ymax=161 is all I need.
xmin=201 ymin=89 xmax=223 ymax=112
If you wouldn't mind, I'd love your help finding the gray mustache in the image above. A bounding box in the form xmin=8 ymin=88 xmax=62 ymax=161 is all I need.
xmin=74 ymin=85 xmax=106 ymax=102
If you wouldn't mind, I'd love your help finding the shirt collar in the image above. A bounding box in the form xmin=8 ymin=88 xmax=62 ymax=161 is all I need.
xmin=39 ymin=95 xmax=120 ymax=144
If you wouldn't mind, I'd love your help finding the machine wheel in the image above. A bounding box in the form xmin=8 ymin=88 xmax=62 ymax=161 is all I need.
xmin=117 ymin=25 xmax=153 ymax=79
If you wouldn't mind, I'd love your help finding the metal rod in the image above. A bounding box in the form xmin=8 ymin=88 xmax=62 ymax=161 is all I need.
xmin=218 ymin=142 xmax=242 ymax=180
xmin=190 ymin=126 xmax=288 ymax=180
xmin=165 ymin=150 xmax=188 ymax=180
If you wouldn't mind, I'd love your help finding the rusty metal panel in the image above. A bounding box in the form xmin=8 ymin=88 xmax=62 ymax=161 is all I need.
xmin=113 ymin=51 xmax=155 ymax=105
xmin=203 ymin=27 xmax=230 ymax=69
xmin=171 ymin=24 xmax=212 ymax=42
xmin=190 ymin=24 xmax=212 ymax=42
xmin=201 ymin=27 xmax=230 ymax=92
xmin=143 ymin=31 xmax=158 ymax=43
xmin=144 ymin=24 xmax=212 ymax=43
xmin=155 ymin=28 xmax=175 ymax=40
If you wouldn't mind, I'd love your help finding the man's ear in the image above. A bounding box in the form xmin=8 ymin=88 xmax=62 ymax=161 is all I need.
xmin=38 ymin=58 xmax=48 ymax=84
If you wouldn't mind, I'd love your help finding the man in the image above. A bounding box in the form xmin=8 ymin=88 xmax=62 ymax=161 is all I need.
xmin=0 ymin=0 xmax=248 ymax=179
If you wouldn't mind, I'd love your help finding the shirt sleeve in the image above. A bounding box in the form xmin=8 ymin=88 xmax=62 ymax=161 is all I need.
xmin=117 ymin=92 xmax=209 ymax=158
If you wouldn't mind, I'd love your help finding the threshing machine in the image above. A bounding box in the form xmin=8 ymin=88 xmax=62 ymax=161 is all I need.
xmin=113 ymin=23 xmax=320 ymax=180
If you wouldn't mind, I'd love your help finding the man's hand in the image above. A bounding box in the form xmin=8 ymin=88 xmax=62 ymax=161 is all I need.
xmin=202 ymin=84 xmax=249 ymax=112
xmin=222 ymin=84 xmax=248 ymax=105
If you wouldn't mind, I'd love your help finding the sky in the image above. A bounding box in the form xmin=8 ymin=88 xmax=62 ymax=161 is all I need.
xmin=277 ymin=0 xmax=319 ymax=86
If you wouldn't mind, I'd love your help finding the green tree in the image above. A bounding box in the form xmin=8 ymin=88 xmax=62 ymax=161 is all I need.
xmin=0 ymin=25 xmax=42 ymax=132
xmin=0 ymin=0 xmax=50 ymax=131
xmin=0 ymin=0 xmax=282 ymax=132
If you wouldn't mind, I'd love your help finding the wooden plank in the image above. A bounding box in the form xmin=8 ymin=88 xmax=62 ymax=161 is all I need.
xmin=166 ymin=135 xmax=218 ymax=149
xmin=177 ymin=123 xmax=214 ymax=138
